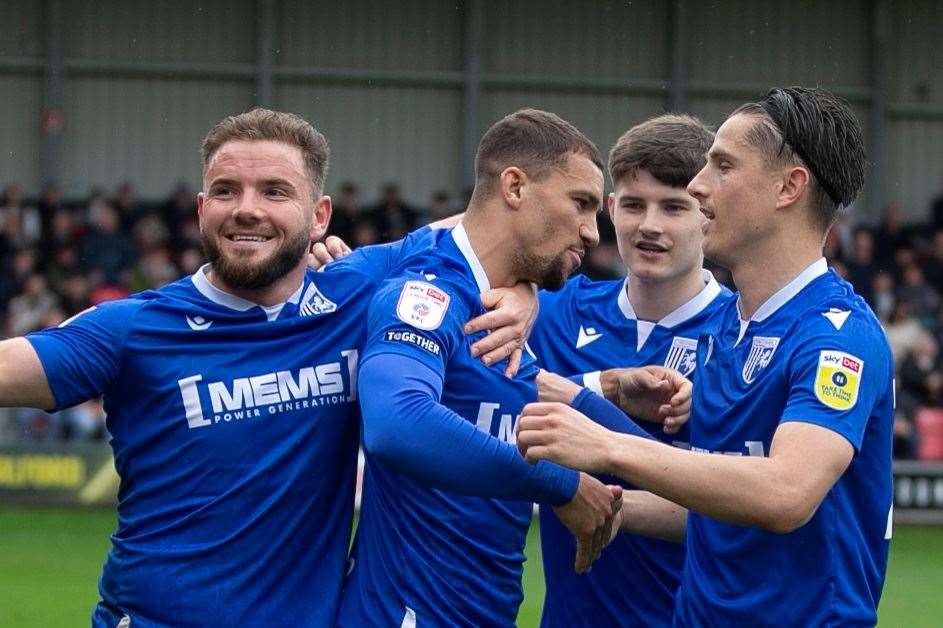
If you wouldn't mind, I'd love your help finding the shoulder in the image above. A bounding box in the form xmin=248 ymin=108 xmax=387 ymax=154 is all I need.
xmin=372 ymin=267 xmax=476 ymax=333
xmin=539 ymin=274 xmax=622 ymax=310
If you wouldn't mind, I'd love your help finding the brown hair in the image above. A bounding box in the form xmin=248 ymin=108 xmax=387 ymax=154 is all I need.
xmin=608 ymin=114 xmax=713 ymax=188
xmin=201 ymin=108 xmax=330 ymax=195
xmin=473 ymin=108 xmax=603 ymax=198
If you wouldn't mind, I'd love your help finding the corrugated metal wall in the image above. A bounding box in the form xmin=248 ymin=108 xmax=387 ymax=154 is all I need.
xmin=0 ymin=0 xmax=940 ymax=221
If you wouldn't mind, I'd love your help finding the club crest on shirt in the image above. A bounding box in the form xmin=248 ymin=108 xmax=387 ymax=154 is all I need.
xmin=742 ymin=336 xmax=780 ymax=384
xmin=299 ymin=282 xmax=337 ymax=316
xmin=814 ymin=350 xmax=863 ymax=410
xmin=664 ymin=336 xmax=698 ymax=376
xmin=396 ymin=280 xmax=450 ymax=330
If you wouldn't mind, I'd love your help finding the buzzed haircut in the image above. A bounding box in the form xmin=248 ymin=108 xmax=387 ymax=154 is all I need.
xmin=732 ymin=87 xmax=866 ymax=230
xmin=473 ymin=108 xmax=603 ymax=198
xmin=608 ymin=114 xmax=714 ymax=188
xmin=201 ymin=108 xmax=330 ymax=195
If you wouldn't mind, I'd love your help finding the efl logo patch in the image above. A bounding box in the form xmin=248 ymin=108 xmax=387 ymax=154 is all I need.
xmin=742 ymin=336 xmax=780 ymax=384
xmin=396 ymin=280 xmax=449 ymax=330
xmin=664 ymin=336 xmax=698 ymax=376
xmin=814 ymin=350 xmax=863 ymax=411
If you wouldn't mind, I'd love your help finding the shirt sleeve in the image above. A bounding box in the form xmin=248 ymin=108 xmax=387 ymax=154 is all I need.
xmin=571 ymin=388 xmax=653 ymax=440
xmin=25 ymin=300 xmax=141 ymax=411
xmin=358 ymin=274 xmax=579 ymax=505
xmin=359 ymin=354 xmax=578 ymax=505
xmin=780 ymin=312 xmax=893 ymax=451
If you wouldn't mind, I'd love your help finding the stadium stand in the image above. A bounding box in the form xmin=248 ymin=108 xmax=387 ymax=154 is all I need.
xmin=3 ymin=179 xmax=943 ymax=462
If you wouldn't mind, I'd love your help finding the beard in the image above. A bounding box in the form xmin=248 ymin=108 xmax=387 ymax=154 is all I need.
xmin=513 ymin=248 xmax=570 ymax=291
xmin=201 ymin=225 xmax=311 ymax=291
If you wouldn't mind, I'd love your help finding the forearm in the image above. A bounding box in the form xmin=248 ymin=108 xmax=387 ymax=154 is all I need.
xmin=620 ymin=491 xmax=687 ymax=542
xmin=0 ymin=338 xmax=55 ymax=409
xmin=604 ymin=435 xmax=807 ymax=533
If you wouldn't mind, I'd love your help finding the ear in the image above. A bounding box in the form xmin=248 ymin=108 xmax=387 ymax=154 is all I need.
xmin=776 ymin=165 xmax=810 ymax=210
xmin=607 ymin=192 xmax=616 ymax=225
xmin=498 ymin=167 xmax=526 ymax=210
xmin=196 ymin=192 xmax=205 ymax=227
xmin=311 ymin=194 xmax=332 ymax=241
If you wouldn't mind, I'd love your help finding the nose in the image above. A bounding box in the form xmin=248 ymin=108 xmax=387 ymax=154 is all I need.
xmin=581 ymin=213 xmax=600 ymax=249
xmin=687 ymin=166 xmax=709 ymax=203
xmin=638 ymin=206 xmax=663 ymax=237
xmin=232 ymin=189 xmax=264 ymax=223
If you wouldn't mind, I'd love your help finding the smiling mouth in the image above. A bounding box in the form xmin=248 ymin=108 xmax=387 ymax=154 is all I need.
xmin=226 ymin=234 xmax=273 ymax=243
xmin=568 ymin=248 xmax=585 ymax=264
xmin=636 ymin=241 xmax=668 ymax=253
xmin=700 ymin=206 xmax=715 ymax=220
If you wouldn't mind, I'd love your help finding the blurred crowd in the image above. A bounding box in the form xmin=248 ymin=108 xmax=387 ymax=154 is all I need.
xmin=3 ymin=180 xmax=943 ymax=459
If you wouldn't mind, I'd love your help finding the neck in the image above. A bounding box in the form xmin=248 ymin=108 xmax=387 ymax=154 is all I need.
xmin=460 ymin=207 xmax=522 ymax=288
xmin=730 ymin=230 xmax=823 ymax=320
xmin=206 ymin=262 xmax=306 ymax=307
xmin=628 ymin=266 xmax=706 ymax=321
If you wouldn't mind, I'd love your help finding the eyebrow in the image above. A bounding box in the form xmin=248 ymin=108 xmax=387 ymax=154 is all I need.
xmin=618 ymin=194 xmax=693 ymax=205
xmin=707 ymin=148 xmax=735 ymax=162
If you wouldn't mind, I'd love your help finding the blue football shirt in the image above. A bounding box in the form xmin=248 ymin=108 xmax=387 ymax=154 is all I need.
xmin=26 ymin=229 xmax=434 ymax=627
xmin=338 ymin=224 xmax=578 ymax=627
xmin=675 ymin=259 xmax=894 ymax=627
xmin=529 ymin=272 xmax=732 ymax=628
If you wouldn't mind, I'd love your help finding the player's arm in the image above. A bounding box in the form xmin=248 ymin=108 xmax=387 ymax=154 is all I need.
xmin=617 ymin=490 xmax=687 ymax=543
xmin=519 ymin=407 xmax=850 ymax=533
xmin=520 ymin=321 xmax=890 ymax=534
xmin=0 ymin=338 xmax=55 ymax=409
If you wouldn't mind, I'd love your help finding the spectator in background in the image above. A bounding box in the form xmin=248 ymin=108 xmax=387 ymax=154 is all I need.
xmin=922 ymin=230 xmax=943 ymax=294
xmin=872 ymin=271 xmax=896 ymax=323
xmin=897 ymin=264 xmax=940 ymax=323
xmin=427 ymin=189 xmax=452 ymax=222
xmin=899 ymin=331 xmax=943 ymax=407
xmin=35 ymin=182 xmax=64 ymax=241
xmin=177 ymin=247 xmax=204 ymax=276
xmin=875 ymin=203 xmax=910 ymax=267
xmin=162 ymin=181 xmax=197 ymax=238
xmin=81 ymin=202 xmax=136 ymax=284
xmin=330 ymin=181 xmax=363 ymax=244
xmin=114 ymin=181 xmax=144 ymax=228
xmin=0 ymin=183 xmax=42 ymax=249
xmin=7 ymin=273 xmax=59 ymax=336
xmin=364 ymin=182 xmax=420 ymax=241
xmin=886 ymin=300 xmax=925 ymax=369
xmin=845 ymin=226 xmax=879 ymax=305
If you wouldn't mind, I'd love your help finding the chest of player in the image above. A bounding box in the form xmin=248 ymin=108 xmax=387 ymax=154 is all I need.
xmin=109 ymin=309 xmax=364 ymax=454
xmin=691 ymin=326 xmax=795 ymax=457
xmin=441 ymin=335 xmax=538 ymax=445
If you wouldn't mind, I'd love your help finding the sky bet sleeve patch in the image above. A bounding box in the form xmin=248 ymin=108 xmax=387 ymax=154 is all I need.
xmin=396 ymin=280 xmax=450 ymax=330
xmin=814 ymin=350 xmax=863 ymax=411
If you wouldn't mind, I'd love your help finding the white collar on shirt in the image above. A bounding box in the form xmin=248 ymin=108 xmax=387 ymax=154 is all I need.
xmin=617 ymin=270 xmax=722 ymax=351
xmin=190 ymin=263 xmax=305 ymax=321
xmin=735 ymin=257 xmax=828 ymax=345
xmin=452 ymin=222 xmax=491 ymax=292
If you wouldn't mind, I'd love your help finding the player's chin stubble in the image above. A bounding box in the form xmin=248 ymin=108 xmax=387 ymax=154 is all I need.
xmin=201 ymin=228 xmax=311 ymax=290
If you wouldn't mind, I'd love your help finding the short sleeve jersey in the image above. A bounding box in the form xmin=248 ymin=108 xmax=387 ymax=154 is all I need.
xmin=529 ymin=271 xmax=732 ymax=628
xmin=25 ymin=228 xmax=435 ymax=627
xmin=338 ymin=225 xmax=551 ymax=627
xmin=675 ymin=259 xmax=894 ymax=627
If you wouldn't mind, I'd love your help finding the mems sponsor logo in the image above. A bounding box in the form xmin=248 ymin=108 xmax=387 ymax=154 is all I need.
xmin=177 ymin=350 xmax=358 ymax=428
xmin=475 ymin=402 xmax=518 ymax=444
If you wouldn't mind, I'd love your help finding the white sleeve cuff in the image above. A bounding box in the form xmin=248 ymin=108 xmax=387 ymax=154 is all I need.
xmin=583 ymin=370 xmax=603 ymax=396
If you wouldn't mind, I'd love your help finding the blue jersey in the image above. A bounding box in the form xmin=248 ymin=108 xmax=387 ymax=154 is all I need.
xmin=529 ymin=272 xmax=732 ymax=628
xmin=26 ymin=230 xmax=433 ymax=627
xmin=676 ymin=259 xmax=893 ymax=627
xmin=338 ymin=224 xmax=577 ymax=627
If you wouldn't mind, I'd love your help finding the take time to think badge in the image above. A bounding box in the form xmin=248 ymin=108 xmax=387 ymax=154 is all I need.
xmin=814 ymin=350 xmax=863 ymax=411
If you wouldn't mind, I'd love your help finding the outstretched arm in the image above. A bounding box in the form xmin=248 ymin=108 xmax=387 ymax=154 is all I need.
xmin=518 ymin=405 xmax=852 ymax=534
xmin=0 ymin=338 xmax=55 ymax=409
